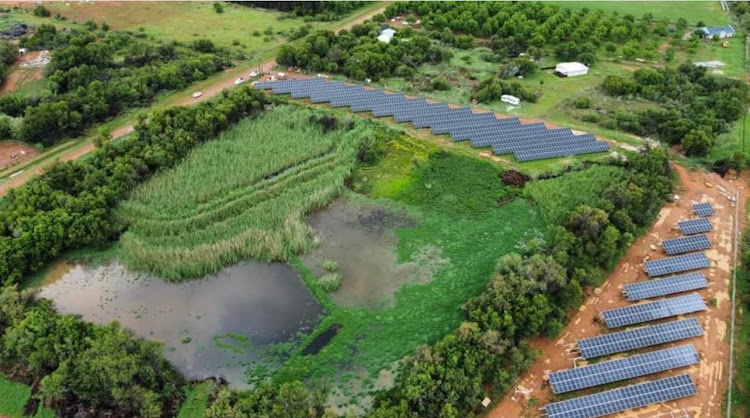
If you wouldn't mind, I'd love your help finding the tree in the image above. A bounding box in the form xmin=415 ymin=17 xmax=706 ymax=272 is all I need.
xmin=682 ymin=128 xmax=712 ymax=155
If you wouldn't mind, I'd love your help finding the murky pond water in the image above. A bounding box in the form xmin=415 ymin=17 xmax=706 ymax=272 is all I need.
xmin=303 ymin=198 xmax=447 ymax=308
xmin=39 ymin=261 xmax=323 ymax=387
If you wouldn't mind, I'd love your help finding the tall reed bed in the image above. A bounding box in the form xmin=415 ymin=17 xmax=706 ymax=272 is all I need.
xmin=118 ymin=106 xmax=376 ymax=280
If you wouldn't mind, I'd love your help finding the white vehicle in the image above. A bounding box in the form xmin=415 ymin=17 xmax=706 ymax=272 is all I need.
xmin=249 ymin=71 xmax=259 ymax=77
xmin=191 ymin=91 xmax=202 ymax=99
xmin=234 ymin=77 xmax=245 ymax=85
xmin=500 ymin=94 xmax=520 ymax=106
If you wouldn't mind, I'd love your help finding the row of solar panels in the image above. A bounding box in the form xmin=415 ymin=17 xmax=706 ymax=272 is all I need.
xmin=545 ymin=207 xmax=716 ymax=416
xmin=253 ymin=78 xmax=611 ymax=162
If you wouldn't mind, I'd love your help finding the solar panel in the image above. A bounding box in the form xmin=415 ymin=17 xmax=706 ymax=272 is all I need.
xmin=644 ymin=252 xmax=710 ymax=277
xmin=693 ymin=202 xmax=715 ymax=217
xmin=624 ymin=272 xmax=709 ymax=301
xmin=545 ymin=374 xmax=697 ymax=418
xmin=549 ymin=344 xmax=699 ymax=394
xmin=577 ymin=318 xmax=703 ymax=359
xmin=662 ymin=234 xmax=711 ymax=255
xmin=678 ymin=218 xmax=713 ymax=235
xmin=602 ymin=293 xmax=706 ymax=328
xmin=253 ymin=79 xmax=610 ymax=162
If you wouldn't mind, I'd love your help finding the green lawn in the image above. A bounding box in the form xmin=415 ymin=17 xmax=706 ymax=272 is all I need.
xmin=549 ymin=1 xmax=730 ymax=25
xmin=0 ymin=375 xmax=31 ymax=417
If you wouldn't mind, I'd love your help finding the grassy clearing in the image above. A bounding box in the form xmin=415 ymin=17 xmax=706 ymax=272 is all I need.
xmin=523 ymin=165 xmax=628 ymax=223
xmin=177 ymin=382 xmax=215 ymax=418
xmin=118 ymin=106 xmax=376 ymax=279
xmin=549 ymin=1 xmax=730 ymax=25
xmin=0 ymin=374 xmax=31 ymax=417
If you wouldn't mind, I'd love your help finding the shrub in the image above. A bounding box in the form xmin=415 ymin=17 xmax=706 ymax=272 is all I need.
xmin=319 ymin=273 xmax=342 ymax=292
xmin=581 ymin=113 xmax=600 ymax=123
xmin=33 ymin=5 xmax=50 ymax=17
xmin=213 ymin=2 xmax=224 ymax=13
xmin=430 ymin=77 xmax=451 ymax=91
xmin=572 ymin=97 xmax=591 ymax=109
xmin=321 ymin=259 xmax=338 ymax=272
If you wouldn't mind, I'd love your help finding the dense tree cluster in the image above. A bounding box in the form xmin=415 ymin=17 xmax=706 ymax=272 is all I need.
xmin=243 ymin=1 xmax=365 ymax=21
xmin=204 ymin=382 xmax=331 ymax=417
xmin=385 ymin=2 xmax=655 ymax=64
xmin=0 ymin=86 xmax=268 ymax=286
xmin=600 ymin=63 xmax=749 ymax=155
xmin=0 ymin=285 xmax=184 ymax=417
xmin=1 ymin=24 xmax=230 ymax=146
xmin=0 ymin=40 xmax=16 ymax=85
xmin=277 ymin=22 xmax=451 ymax=81
xmin=369 ymin=148 xmax=673 ymax=417
xmin=471 ymin=75 xmax=541 ymax=103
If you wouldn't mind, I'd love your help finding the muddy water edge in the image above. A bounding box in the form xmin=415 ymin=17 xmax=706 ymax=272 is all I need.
xmin=38 ymin=261 xmax=323 ymax=388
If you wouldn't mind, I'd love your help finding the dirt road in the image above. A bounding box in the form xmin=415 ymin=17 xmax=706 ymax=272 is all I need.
xmin=489 ymin=164 xmax=746 ymax=418
xmin=0 ymin=4 xmax=388 ymax=196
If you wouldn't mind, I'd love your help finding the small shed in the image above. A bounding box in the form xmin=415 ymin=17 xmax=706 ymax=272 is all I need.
xmin=377 ymin=28 xmax=397 ymax=44
xmin=697 ymin=25 xmax=735 ymax=39
xmin=18 ymin=48 xmax=27 ymax=55
xmin=555 ymin=62 xmax=589 ymax=77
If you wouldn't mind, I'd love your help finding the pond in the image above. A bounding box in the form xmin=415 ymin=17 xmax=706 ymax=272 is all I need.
xmin=38 ymin=261 xmax=323 ymax=388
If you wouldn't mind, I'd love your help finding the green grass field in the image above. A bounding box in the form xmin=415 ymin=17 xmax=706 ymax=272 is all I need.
xmin=118 ymin=106 xmax=376 ymax=279
xmin=549 ymin=1 xmax=730 ymax=25
xmin=0 ymin=375 xmax=31 ymax=417
xmin=524 ymin=165 xmax=628 ymax=223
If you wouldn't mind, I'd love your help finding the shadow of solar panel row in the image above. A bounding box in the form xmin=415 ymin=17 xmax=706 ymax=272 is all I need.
xmin=577 ymin=318 xmax=703 ymax=359
xmin=545 ymin=374 xmax=697 ymax=418
xmin=624 ymin=272 xmax=709 ymax=301
xmin=644 ymin=252 xmax=710 ymax=277
xmin=253 ymin=79 xmax=609 ymax=161
xmin=693 ymin=202 xmax=715 ymax=217
xmin=549 ymin=344 xmax=699 ymax=394
xmin=602 ymin=293 xmax=706 ymax=328
xmin=678 ymin=218 xmax=713 ymax=235
xmin=662 ymin=234 xmax=712 ymax=255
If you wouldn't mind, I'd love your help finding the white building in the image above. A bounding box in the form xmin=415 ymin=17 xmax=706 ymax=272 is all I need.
xmin=377 ymin=28 xmax=397 ymax=44
xmin=555 ymin=62 xmax=589 ymax=77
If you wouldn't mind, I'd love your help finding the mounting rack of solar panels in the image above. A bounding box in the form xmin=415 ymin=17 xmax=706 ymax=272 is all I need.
xmin=253 ymin=78 xmax=611 ymax=162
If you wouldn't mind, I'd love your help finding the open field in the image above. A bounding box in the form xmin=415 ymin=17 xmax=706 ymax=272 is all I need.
xmin=491 ymin=165 xmax=745 ymax=417
xmin=549 ymin=1 xmax=730 ymax=25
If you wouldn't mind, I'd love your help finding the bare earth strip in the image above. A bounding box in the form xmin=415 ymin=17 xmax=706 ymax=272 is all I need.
xmin=489 ymin=164 xmax=747 ymax=418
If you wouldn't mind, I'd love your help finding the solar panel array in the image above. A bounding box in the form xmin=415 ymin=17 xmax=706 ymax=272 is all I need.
xmin=624 ymin=272 xmax=709 ymax=301
xmin=662 ymin=234 xmax=712 ymax=255
xmin=644 ymin=252 xmax=710 ymax=277
xmin=549 ymin=344 xmax=699 ymax=394
xmin=678 ymin=218 xmax=713 ymax=235
xmin=254 ymin=78 xmax=610 ymax=162
xmin=693 ymin=202 xmax=715 ymax=217
xmin=577 ymin=318 xmax=703 ymax=359
xmin=602 ymin=293 xmax=706 ymax=328
xmin=545 ymin=374 xmax=698 ymax=418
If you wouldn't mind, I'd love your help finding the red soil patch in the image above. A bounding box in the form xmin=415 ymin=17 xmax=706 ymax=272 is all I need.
xmin=0 ymin=141 xmax=37 ymax=170
xmin=488 ymin=164 xmax=746 ymax=418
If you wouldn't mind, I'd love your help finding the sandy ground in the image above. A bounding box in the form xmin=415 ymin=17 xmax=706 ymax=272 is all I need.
xmin=488 ymin=164 xmax=747 ymax=418
xmin=0 ymin=50 xmax=45 ymax=95
xmin=0 ymin=4 xmax=387 ymax=197
xmin=0 ymin=141 xmax=36 ymax=169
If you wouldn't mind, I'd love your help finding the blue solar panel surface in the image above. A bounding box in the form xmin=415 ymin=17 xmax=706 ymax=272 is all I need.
xmin=253 ymin=79 xmax=609 ymax=161
xmin=577 ymin=318 xmax=703 ymax=359
xmin=678 ymin=218 xmax=713 ymax=235
xmin=602 ymin=293 xmax=706 ymax=328
xmin=644 ymin=252 xmax=710 ymax=277
xmin=624 ymin=272 xmax=709 ymax=301
xmin=549 ymin=344 xmax=699 ymax=394
xmin=545 ymin=374 xmax=697 ymax=418
xmin=693 ymin=202 xmax=715 ymax=217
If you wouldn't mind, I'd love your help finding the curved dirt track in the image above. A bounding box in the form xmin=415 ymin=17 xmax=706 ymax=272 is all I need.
xmin=489 ymin=164 xmax=747 ymax=418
